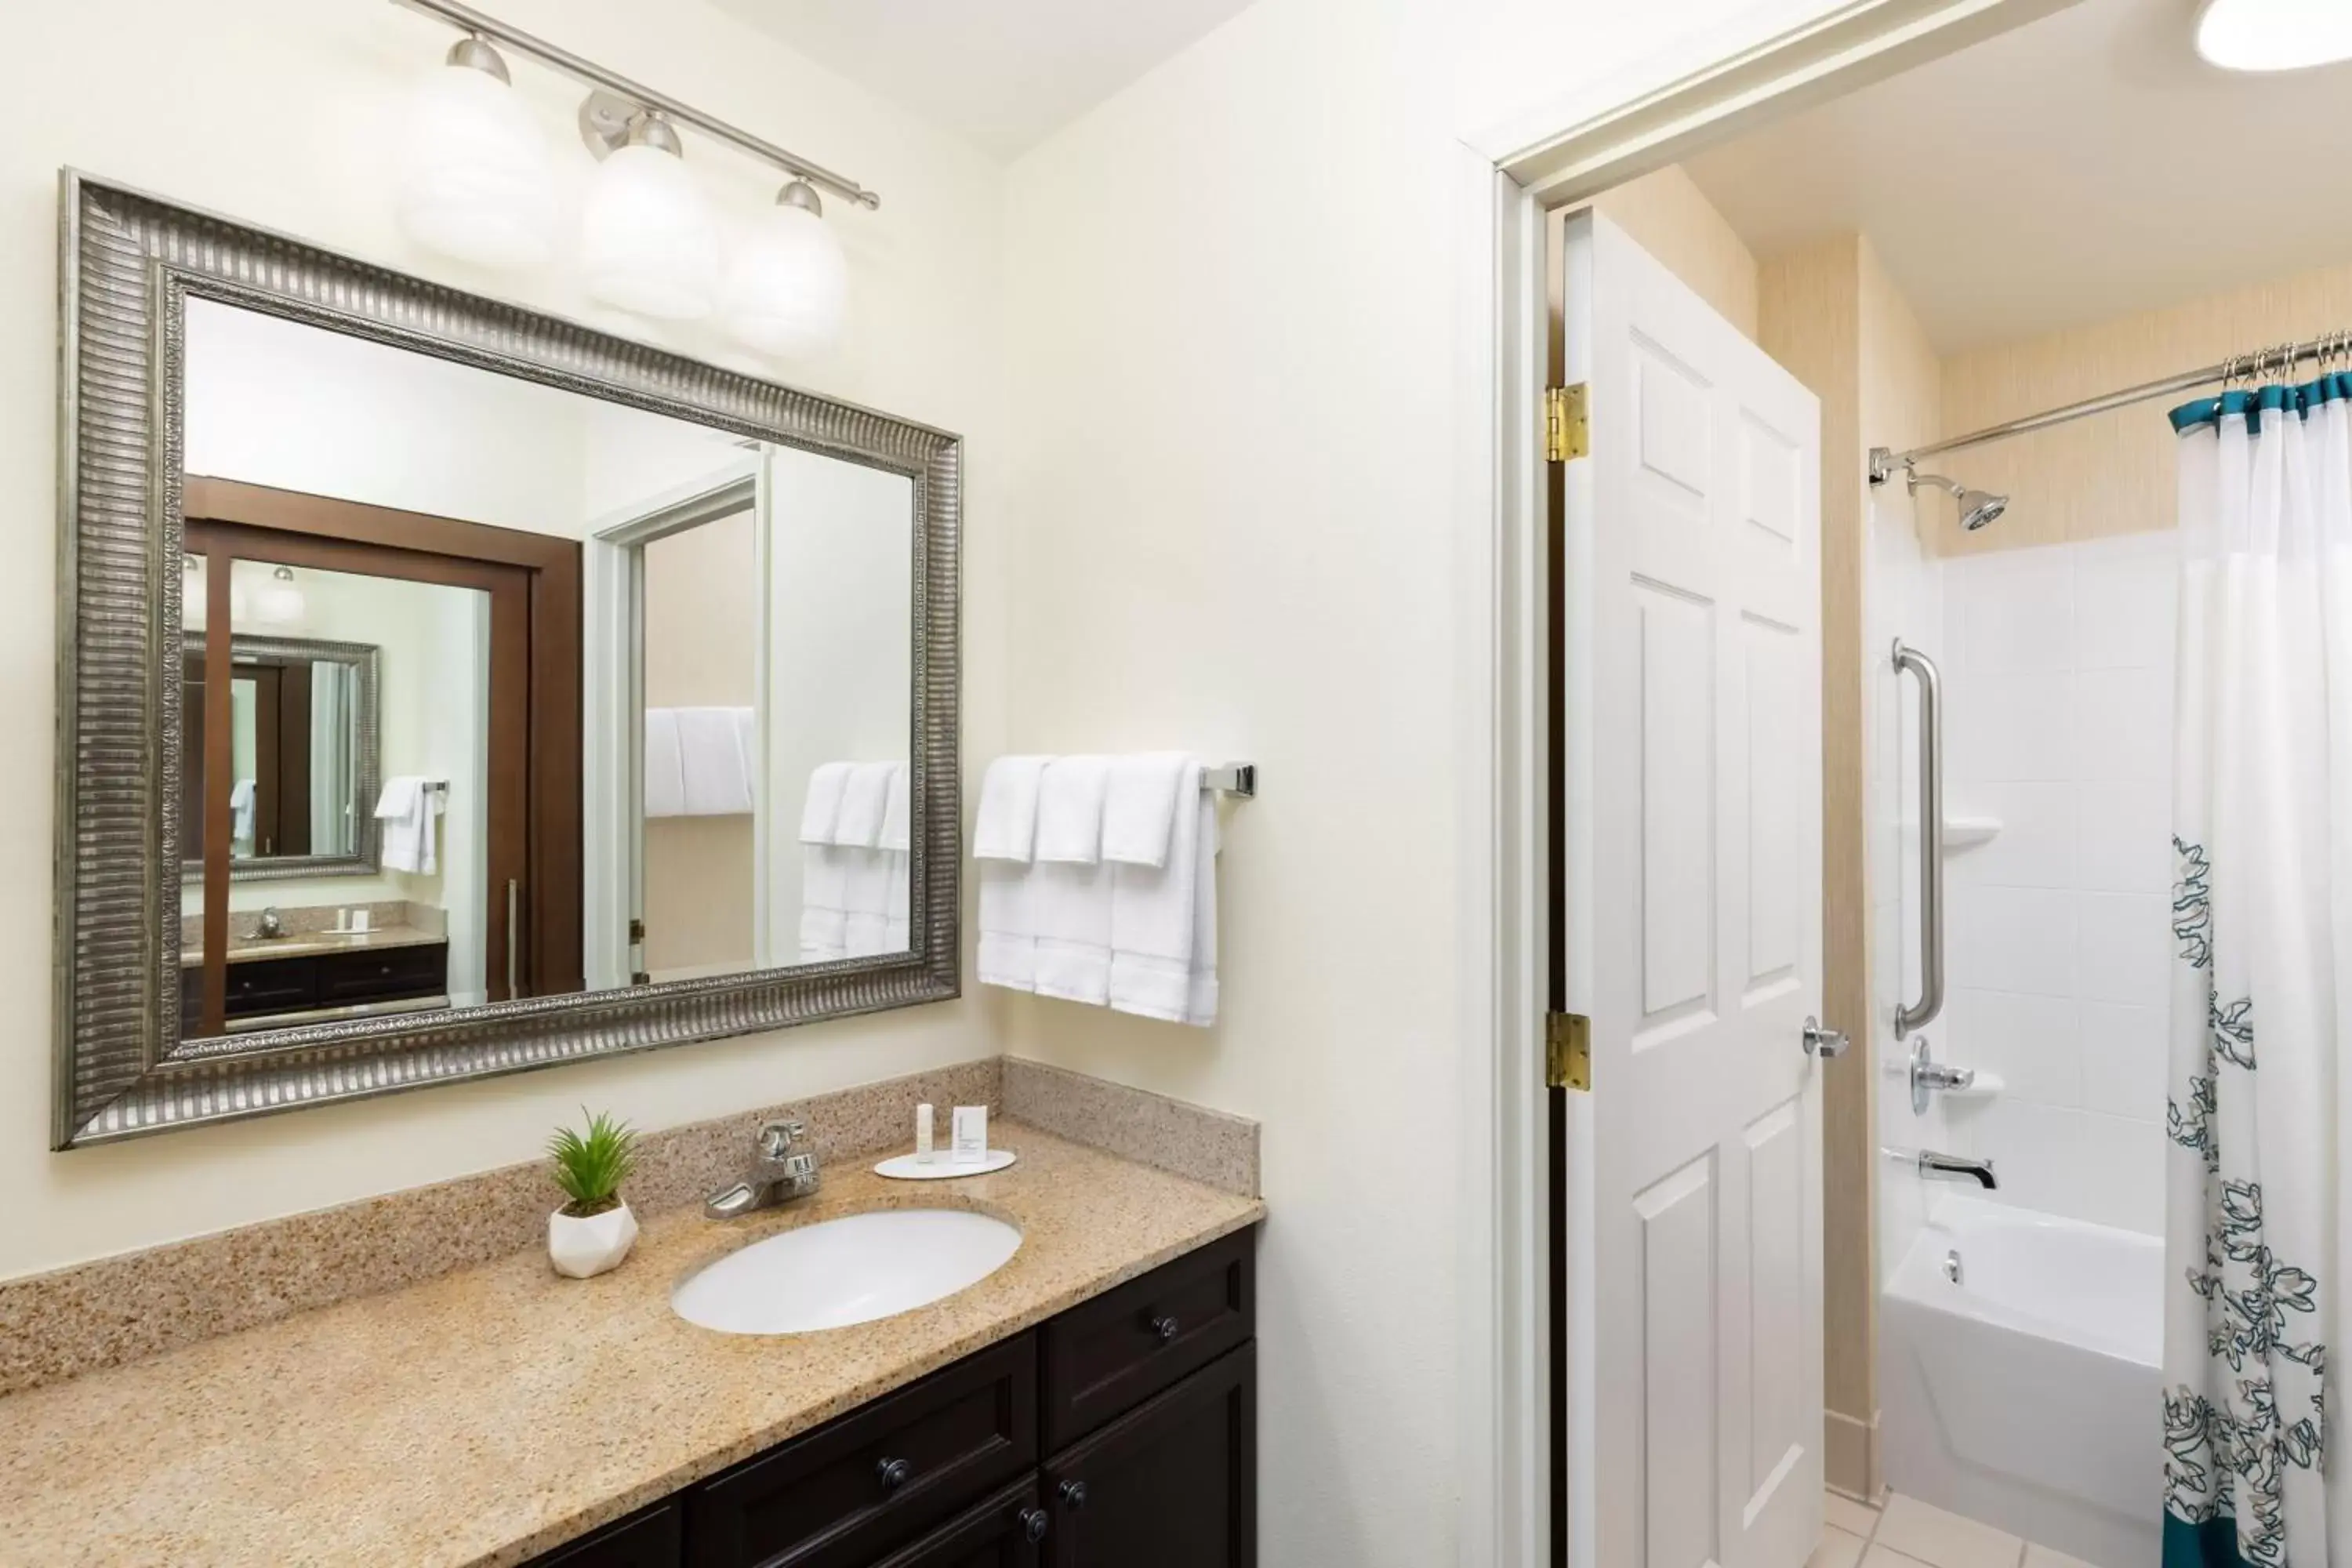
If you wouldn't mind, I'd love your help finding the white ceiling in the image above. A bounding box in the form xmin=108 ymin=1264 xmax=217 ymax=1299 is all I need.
xmin=709 ymin=0 xmax=1258 ymax=160
xmin=1682 ymin=0 xmax=2352 ymax=352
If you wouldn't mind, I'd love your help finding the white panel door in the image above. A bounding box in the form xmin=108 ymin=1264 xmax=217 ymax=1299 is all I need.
xmin=1557 ymin=212 xmax=1824 ymax=1568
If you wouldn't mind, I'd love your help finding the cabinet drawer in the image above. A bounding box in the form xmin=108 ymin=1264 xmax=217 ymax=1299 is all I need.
xmin=870 ymin=1480 xmax=1047 ymax=1568
xmin=528 ymin=1500 xmax=681 ymax=1567
xmin=183 ymin=956 xmax=318 ymax=1018
xmin=1041 ymin=1344 xmax=1256 ymax=1568
xmin=315 ymin=942 xmax=447 ymax=1004
xmin=1039 ymin=1228 xmax=1254 ymax=1452
xmin=685 ymin=1334 xmax=1036 ymax=1568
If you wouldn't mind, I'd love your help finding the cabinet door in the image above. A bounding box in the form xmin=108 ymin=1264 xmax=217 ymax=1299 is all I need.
xmin=526 ymin=1500 xmax=681 ymax=1567
xmin=1038 ymin=1229 xmax=1253 ymax=1452
xmin=1041 ymin=1343 xmax=1254 ymax=1568
xmin=870 ymin=1481 xmax=1049 ymax=1568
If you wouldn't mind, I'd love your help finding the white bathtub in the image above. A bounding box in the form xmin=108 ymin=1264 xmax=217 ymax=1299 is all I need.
xmin=1880 ymin=1197 xmax=2161 ymax=1568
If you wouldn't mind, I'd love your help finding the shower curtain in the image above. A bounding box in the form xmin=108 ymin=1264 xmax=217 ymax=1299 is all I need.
xmin=2163 ymin=379 xmax=2352 ymax=1567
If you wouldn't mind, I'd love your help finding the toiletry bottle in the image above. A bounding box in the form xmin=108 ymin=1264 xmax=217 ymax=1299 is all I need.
xmin=916 ymin=1103 xmax=935 ymax=1164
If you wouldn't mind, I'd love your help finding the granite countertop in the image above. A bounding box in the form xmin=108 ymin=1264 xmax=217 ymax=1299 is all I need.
xmin=178 ymin=924 xmax=447 ymax=967
xmin=0 ymin=1123 xmax=1264 ymax=1568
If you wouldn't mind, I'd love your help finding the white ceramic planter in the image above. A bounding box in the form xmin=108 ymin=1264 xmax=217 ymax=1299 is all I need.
xmin=548 ymin=1200 xmax=638 ymax=1279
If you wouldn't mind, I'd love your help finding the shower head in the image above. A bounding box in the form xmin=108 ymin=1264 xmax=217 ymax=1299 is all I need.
xmin=1907 ymin=467 xmax=2009 ymax=532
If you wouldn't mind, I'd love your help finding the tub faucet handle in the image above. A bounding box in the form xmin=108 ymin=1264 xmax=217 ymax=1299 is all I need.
xmin=1802 ymin=1016 xmax=1849 ymax=1058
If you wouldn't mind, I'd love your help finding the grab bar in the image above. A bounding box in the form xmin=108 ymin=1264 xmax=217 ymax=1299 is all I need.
xmin=1893 ymin=640 xmax=1944 ymax=1040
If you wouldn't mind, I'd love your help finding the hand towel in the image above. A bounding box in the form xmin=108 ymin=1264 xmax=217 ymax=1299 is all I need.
xmin=800 ymin=761 xmax=853 ymax=845
xmin=677 ymin=706 xmax=752 ymax=816
xmin=374 ymin=775 xmax=446 ymax=875
xmin=879 ymin=762 xmax=911 ymax=852
xmin=643 ymin=709 xmax=686 ymax=820
xmin=841 ymin=844 xmax=897 ymax=957
xmin=974 ymin=756 xmax=1051 ymax=862
xmin=1109 ymin=764 xmax=1220 ymax=1026
xmin=1102 ymin=753 xmax=1190 ymax=867
xmin=229 ymin=777 xmax=257 ymax=846
xmin=835 ymin=760 xmax=897 ymax=848
xmin=976 ymin=858 xmax=1036 ymax=990
xmin=1033 ymin=858 xmax=1114 ymax=1004
xmin=799 ymin=844 xmax=851 ymax=963
xmin=1034 ymin=756 xmax=1112 ymax=865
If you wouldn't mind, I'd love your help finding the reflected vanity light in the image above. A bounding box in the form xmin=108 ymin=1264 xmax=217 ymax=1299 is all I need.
xmin=390 ymin=0 xmax=872 ymax=350
xmin=2195 ymin=0 xmax=2352 ymax=71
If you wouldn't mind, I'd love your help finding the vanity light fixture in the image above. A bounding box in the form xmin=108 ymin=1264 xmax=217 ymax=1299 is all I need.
xmin=390 ymin=0 xmax=879 ymax=344
xmin=394 ymin=34 xmax=559 ymax=271
xmin=581 ymin=111 xmax=719 ymax=321
xmin=254 ymin=565 xmax=306 ymax=627
xmin=2194 ymin=0 xmax=2352 ymax=71
xmin=721 ymin=180 xmax=848 ymax=360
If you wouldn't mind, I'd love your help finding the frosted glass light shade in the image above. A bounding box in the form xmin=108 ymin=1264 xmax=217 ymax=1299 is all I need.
xmin=722 ymin=201 xmax=848 ymax=360
xmin=2195 ymin=0 xmax=2352 ymax=70
xmin=582 ymin=144 xmax=719 ymax=321
xmin=395 ymin=63 xmax=559 ymax=271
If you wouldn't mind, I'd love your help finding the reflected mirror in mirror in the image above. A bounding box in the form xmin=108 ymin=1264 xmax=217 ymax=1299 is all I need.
xmin=176 ymin=296 xmax=915 ymax=1043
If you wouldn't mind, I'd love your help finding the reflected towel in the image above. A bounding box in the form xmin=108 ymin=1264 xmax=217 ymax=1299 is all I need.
xmin=643 ymin=710 xmax=686 ymax=820
xmin=835 ymin=761 xmax=897 ymax=848
xmin=374 ymin=775 xmax=445 ymax=875
xmin=677 ymin=706 xmax=752 ymax=817
xmin=800 ymin=761 xmax=852 ymax=845
xmin=879 ymin=763 xmax=911 ymax=852
xmin=229 ymin=776 xmax=257 ymax=847
xmin=799 ymin=845 xmax=851 ymax=963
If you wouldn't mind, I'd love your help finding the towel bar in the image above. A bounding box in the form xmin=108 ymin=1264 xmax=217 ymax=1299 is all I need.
xmin=1202 ymin=764 xmax=1256 ymax=798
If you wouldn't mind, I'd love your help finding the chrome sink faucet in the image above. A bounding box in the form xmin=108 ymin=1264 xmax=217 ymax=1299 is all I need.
xmin=256 ymin=906 xmax=285 ymax=939
xmin=1918 ymin=1150 xmax=1998 ymax=1189
xmin=705 ymin=1120 xmax=822 ymax=1219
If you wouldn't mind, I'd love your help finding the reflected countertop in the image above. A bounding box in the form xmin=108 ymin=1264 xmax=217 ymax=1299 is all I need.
xmin=177 ymin=924 xmax=446 ymax=967
xmin=0 ymin=1123 xmax=1265 ymax=1568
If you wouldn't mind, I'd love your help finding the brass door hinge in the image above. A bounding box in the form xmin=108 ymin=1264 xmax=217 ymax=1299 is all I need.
xmin=1546 ymin=1011 xmax=1592 ymax=1091
xmin=1544 ymin=383 xmax=1589 ymax=463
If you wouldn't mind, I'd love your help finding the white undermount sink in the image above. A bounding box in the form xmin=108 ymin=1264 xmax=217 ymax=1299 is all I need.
xmin=671 ymin=1208 xmax=1022 ymax=1335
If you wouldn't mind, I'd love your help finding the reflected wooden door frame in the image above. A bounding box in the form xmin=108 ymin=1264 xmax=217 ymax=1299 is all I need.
xmin=183 ymin=477 xmax=583 ymax=1017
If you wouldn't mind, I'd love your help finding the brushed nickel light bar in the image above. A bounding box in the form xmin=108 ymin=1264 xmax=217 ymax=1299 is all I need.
xmin=390 ymin=0 xmax=883 ymax=211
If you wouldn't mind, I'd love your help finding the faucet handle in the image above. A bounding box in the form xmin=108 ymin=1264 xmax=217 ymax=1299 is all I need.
xmin=757 ymin=1120 xmax=809 ymax=1161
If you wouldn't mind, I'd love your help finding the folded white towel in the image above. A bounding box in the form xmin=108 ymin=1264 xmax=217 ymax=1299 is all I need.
xmin=1102 ymin=753 xmax=1189 ymax=867
xmin=1034 ymin=756 xmax=1112 ymax=865
xmin=374 ymin=775 xmax=445 ymax=875
xmin=677 ymin=706 xmax=752 ymax=817
xmin=798 ymin=844 xmax=851 ymax=963
xmin=842 ymin=846 xmax=896 ymax=956
xmin=977 ymin=858 xmax=1036 ymax=991
xmin=1033 ymin=859 xmax=1113 ymax=1004
xmin=644 ymin=710 xmax=687 ymax=820
xmin=836 ymin=761 xmax=897 ymax=848
xmin=800 ymin=761 xmax=852 ymax=845
xmin=1109 ymin=765 xmax=1219 ymax=1026
xmin=879 ymin=762 xmax=911 ymax=852
xmin=975 ymin=756 xmax=1051 ymax=862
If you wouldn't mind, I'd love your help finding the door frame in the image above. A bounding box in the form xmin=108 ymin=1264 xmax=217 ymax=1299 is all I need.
xmin=1454 ymin=3 xmax=2076 ymax=1563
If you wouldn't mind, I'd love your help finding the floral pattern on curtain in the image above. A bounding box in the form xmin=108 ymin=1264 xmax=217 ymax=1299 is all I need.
xmin=2161 ymin=378 xmax=2352 ymax=1568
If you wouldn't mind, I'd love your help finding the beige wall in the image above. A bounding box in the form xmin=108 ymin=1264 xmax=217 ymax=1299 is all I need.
xmin=10 ymin=0 xmax=1009 ymax=1281
xmin=1592 ymin=165 xmax=1761 ymax=339
xmin=1933 ymin=260 xmax=2352 ymax=555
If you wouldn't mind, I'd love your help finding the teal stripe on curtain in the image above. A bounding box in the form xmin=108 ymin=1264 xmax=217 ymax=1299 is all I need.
xmin=2172 ymin=374 xmax=2352 ymax=433
xmin=2165 ymin=1512 xmax=2261 ymax=1567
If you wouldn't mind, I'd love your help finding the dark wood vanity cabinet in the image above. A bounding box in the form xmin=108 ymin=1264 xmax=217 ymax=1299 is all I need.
xmin=532 ymin=1229 xmax=1255 ymax=1568
xmin=179 ymin=942 xmax=448 ymax=1024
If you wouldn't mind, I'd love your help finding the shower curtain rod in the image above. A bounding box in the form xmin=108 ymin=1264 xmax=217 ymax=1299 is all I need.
xmin=1867 ymin=332 xmax=2352 ymax=485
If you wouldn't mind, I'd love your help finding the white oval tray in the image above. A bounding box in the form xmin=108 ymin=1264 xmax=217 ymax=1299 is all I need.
xmin=874 ymin=1149 xmax=1018 ymax=1180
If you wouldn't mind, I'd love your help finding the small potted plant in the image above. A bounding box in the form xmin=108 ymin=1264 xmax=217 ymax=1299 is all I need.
xmin=546 ymin=1109 xmax=642 ymax=1279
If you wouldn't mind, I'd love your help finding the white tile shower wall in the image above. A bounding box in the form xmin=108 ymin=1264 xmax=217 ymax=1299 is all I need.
xmin=1867 ymin=488 xmax=1947 ymax=1284
xmin=1940 ymin=532 xmax=2176 ymax=1236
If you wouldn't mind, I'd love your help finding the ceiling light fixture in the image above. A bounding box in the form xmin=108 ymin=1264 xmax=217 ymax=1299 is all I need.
xmin=722 ymin=180 xmax=848 ymax=361
xmin=2194 ymin=0 xmax=2352 ymax=71
xmin=253 ymin=566 xmax=307 ymax=626
xmin=581 ymin=112 xmax=719 ymax=321
xmin=394 ymin=35 xmax=559 ymax=270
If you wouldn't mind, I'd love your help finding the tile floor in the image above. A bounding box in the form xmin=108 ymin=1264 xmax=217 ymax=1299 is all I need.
xmin=1811 ymin=1489 xmax=2096 ymax=1568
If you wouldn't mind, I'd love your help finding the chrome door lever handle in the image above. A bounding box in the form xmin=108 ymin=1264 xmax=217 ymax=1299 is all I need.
xmin=1802 ymin=1016 xmax=1849 ymax=1059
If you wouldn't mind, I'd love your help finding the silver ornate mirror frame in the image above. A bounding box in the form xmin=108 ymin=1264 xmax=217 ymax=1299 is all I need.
xmin=55 ymin=172 xmax=961 ymax=1148
xmin=178 ymin=630 xmax=383 ymax=882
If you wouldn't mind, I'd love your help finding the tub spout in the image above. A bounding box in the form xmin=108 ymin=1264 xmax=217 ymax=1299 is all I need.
xmin=1918 ymin=1150 xmax=1997 ymax=1189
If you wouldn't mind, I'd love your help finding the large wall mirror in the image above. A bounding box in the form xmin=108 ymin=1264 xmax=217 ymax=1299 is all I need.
xmin=55 ymin=176 xmax=960 ymax=1145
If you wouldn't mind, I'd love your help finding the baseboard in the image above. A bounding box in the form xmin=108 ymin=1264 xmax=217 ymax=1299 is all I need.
xmin=1826 ymin=1406 xmax=1882 ymax=1501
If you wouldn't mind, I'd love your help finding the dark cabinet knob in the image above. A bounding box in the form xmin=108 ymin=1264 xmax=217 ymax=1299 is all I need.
xmin=1149 ymin=1314 xmax=1180 ymax=1343
xmin=1021 ymin=1507 xmax=1050 ymax=1543
xmin=877 ymin=1456 xmax=913 ymax=1490
xmin=1058 ymin=1479 xmax=1088 ymax=1509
